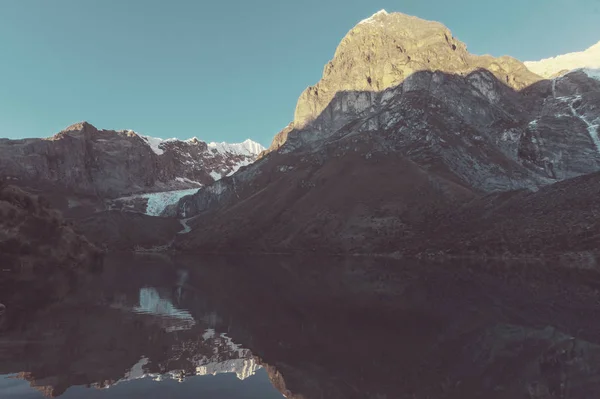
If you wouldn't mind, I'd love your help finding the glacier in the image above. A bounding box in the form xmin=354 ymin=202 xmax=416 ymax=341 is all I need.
xmin=113 ymin=189 xmax=199 ymax=216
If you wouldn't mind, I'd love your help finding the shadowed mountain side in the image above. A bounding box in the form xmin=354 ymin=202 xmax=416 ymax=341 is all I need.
xmin=73 ymin=211 xmax=183 ymax=251
xmin=170 ymin=69 xmax=600 ymax=256
xmin=0 ymin=182 xmax=102 ymax=273
xmin=173 ymin=146 xmax=475 ymax=254
xmin=407 ymin=170 xmax=600 ymax=258
xmin=266 ymin=69 xmax=600 ymax=183
xmin=0 ymin=182 xmax=103 ymax=332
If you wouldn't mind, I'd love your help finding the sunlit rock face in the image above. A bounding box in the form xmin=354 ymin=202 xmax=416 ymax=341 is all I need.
xmin=291 ymin=10 xmax=540 ymax=132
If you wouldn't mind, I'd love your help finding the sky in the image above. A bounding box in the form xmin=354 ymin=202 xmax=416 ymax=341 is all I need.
xmin=1 ymin=0 xmax=599 ymax=146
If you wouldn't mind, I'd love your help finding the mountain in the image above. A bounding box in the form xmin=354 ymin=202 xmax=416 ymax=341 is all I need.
xmin=170 ymin=11 xmax=600 ymax=257
xmin=0 ymin=122 xmax=265 ymax=199
xmin=290 ymin=9 xmax=540 ymax=132
xmin=525 ymin=40 xmax=600 ymax=78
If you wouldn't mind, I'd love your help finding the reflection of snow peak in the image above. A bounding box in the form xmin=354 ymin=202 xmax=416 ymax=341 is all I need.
xmin=196 ymin=328 xmax=260 ymax=380
xmin=111 ymin=328 xmax=261 ymax=390
xmin=196 ymin=358 xmax=259 ymax=380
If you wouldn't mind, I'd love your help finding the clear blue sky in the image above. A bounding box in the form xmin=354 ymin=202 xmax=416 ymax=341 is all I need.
xmin=1 ymin=0 xmax=599 ymax=146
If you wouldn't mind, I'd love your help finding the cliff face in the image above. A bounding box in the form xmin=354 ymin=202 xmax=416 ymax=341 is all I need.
xmin=291 ymin=10 xmax=541 ymax=132
xmin=0 ymin=122 xmax=264 ymax=199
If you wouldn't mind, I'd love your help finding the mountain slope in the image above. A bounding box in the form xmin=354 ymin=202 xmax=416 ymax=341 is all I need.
xmin=525 ymin=40 xmax=600 ymax=78
xmin=0 ymin=122 xmax=264 ymax=198
xmin=172 ymin=11 xmax=600 ymax=257
xmin=173 ymin=137 xmax=476 ymax=253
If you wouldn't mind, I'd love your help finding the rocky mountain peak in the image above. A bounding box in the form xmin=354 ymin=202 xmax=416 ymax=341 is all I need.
xmin=292 ymin=11 xmax=541 ymax=130
xmin=61 ymin=121 xmax=97 ymax=133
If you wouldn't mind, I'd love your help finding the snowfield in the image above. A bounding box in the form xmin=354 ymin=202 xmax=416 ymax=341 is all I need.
xmin=525 ymin=41 xmax=600 ymax=78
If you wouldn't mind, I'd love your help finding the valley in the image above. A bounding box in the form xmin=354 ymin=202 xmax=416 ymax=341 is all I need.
xmin=1 ymin=7 xmax=600 ymax=399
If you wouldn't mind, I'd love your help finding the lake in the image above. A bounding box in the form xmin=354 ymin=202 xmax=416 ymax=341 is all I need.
xmin=1 ymin=253 xmax=600 ymax=398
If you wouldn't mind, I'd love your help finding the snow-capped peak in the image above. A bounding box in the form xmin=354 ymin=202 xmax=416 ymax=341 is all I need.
xmin=207 ymin=139 xmax=265 ymax=157
xmin=524 ymin=40 xmax=600 ymax=78
xmin=136 ymin=133 xmax=264 ymax=157
xmin=359 ymin=9 xmax=389 ymax=24
xmin=137 ymin=135 xmax=178 ymax=155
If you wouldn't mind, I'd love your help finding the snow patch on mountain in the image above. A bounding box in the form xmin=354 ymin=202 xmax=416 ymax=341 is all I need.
xmin=525 ymin=41 xmax=600 ymax=78
xmin=207 ymin=139 xmax=265 ymax=157
xmin=209 ymin=171 xmax=222 ymax=181
xmin=138 ymin=133 xmax=265 ymax=161
xmin=143 ymin=189 xmax=199 ymax=216
xmin=554 ymin=92 xmax=600 ymax=153
xmin=359 ymin=9 xmax=388 ymax=24
xmin=226 ymin=159 xmax=252 ymax=176
xmin=175 ymin=177 xmax=202 ymax=186
xmin=583 ymin=68 xmax=600 ymax=81
xmin=138 ymin=135 xmax=177 ymax=155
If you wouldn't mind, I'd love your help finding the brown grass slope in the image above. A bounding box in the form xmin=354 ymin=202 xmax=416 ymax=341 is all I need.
xmin=415 ymin=171 xmax=600 ymax=257
xmin=175 ymin=140 xmax=475 ymax=254
xmin=175 ymin=146 xmax=600 ymax=257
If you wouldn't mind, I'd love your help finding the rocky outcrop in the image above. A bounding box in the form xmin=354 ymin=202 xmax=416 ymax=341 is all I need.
xmin=0 ymin=122 xmax=264 ymax=199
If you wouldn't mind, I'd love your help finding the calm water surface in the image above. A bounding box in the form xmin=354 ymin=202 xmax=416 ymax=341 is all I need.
xmin=1 ymin=253 xmax=600 ymax=398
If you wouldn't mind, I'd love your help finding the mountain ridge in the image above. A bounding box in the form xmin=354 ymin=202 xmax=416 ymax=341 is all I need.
xmin=0 ymin=121 xmax=265 ymax=199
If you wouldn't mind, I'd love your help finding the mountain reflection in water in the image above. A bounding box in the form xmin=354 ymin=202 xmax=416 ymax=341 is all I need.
xmin=2 ymin=253 xmax=600 ymax=398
